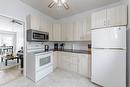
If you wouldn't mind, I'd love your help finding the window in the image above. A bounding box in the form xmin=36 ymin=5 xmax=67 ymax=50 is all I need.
xmin=0 ymin=32 xmax=16 ymax=47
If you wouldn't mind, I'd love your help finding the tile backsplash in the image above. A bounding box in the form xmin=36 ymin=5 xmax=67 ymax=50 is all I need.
xmin=27 ymin=41 xmax=91 ymax=51
xmin=59 ymin=41 xmax=91 ymax=50
xmin=27 ymin=42 xmax=54 ymax=50
xmin=73 ymin=42 xmax=91 ymax=50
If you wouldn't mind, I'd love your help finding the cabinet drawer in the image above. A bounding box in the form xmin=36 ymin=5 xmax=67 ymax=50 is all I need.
xmin=35 ymin=66 xmax=53 ymax=82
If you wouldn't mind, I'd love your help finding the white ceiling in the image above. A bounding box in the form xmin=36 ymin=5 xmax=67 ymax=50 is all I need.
xmin=21 ymin=0 xmax=121 ymax=19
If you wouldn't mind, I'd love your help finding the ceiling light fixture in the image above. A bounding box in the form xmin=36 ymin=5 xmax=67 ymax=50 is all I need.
xmin=48 ymin=0 xmax=70 ymax=10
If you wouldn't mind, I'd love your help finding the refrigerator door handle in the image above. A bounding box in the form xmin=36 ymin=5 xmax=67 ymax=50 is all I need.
xmin=92 ymin=48 xmax=126 ymax=50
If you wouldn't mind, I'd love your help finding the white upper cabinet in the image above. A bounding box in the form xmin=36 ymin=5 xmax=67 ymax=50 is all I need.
xmin=74 ymin=15 xmax=91 ymax=41
xmin=82 ymin=16 xmax=91 ymax=41
xmin=26 ymin=15 xmax=53 ymax=41
xmin=73 ymin=20 xmax=82 ymax=41
xmin=52 ymin=24 xmax=61 ymax=41
xmin=39 ymin=24 xmax=53 ymax=41
xmin=26 ymin=15 xmax=41 ymax=30
xmin=107 ymin=5 xmax=127 ymax=27
xmin=48 ymin=25 xmax=53 ymax=41
xmin=61 ymin=23 xmax=74 ymax=41
xmin=91 ymin=9 xmax=107 ymax=29
xmin=91 ymin=5 xmax=127 ymax=29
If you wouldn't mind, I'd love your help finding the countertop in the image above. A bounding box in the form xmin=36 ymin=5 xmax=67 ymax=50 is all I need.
xmin=49 ymin=49 xmax=91 ymax=54
xmin=29 ymin=49 xmax=91 ymax=54
xmin=30 ymin=50 xmax=53 ymax=54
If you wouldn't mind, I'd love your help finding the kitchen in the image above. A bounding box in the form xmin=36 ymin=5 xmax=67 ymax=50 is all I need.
xmin=0 ymin=0 xmax=129 ymax=87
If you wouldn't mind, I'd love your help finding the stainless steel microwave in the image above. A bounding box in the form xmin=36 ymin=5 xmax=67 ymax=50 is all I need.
xmin=27 ymin=29 xmax=49 ymax=42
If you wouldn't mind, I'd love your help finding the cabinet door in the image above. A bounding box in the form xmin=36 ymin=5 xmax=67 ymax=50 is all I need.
xmin=63 ymin=52 xmax=71 ymax=71
xmin=59 ymin=52 xmax=69 ymax=70
xmin=78 ymin=54 xmax=90 ymax=77
xmin=61 ymin=23 xmax=67 ymax=41
xmin=39 ymin=24 xmax=53 ymax=41
xmin=64 ymin=53 xmax=78 ymax=72
xmin=74 ymin=17 xmax=91 ymax=41
xmin=48 ymin=24 xmax=53 ymax=41
xmin=81 ymin=16 xmax=91 ymax=41
xmin=57 ymin=52 xmax=78 ymax=72
xmin=88 ymin=55 xmax=91 ymax=78
xmin=73 ymin=20 xmax=82 ymax=41
xmin=91 ymin=9 xmax=107 ymax=29
xmin=53 ymin=52 xmax=58 ymax=70
xmin=107 ymin=5 xmax=127 ymax=27
xmin=57 ymin=52 xmax=63 ymax=69
xmin=62 ymin=23 xmax=74 ymax=41
xmin=70 ymin=53 xmax=78 ymax=73
xmin=27 ymin=15 xmax=40 ymax=30
xmin=67 ymin=23 xmax=74 ymax=41
xmin=52 ymin=24 xmax=61 ymax=41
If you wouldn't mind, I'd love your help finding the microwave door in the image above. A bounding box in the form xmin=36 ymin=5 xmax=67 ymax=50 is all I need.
xmin=33 ymin=33 xmax=45 ymax=41
xmin=45 ymin=34 xmax=49 ymax=41
xmin=27 ymin=29 xmax=49 ymax=42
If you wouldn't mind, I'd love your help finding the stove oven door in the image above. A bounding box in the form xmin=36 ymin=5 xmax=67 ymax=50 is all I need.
xmin=35 ymin=53 xmax=53 ymax=71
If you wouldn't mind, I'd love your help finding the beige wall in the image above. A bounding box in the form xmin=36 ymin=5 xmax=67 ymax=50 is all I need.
xmin=0 ymin=0 xmax=55 ymax=23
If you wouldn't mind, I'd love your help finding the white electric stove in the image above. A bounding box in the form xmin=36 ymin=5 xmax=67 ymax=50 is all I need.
xmin=26 ymin=47 xmax=53 ymax=82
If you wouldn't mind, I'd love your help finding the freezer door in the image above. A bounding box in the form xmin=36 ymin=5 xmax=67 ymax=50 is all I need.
xmin=92 ymin=26 xmax=126 ymax=49
xmin=91 ymin=49 xmax=126 ymax=87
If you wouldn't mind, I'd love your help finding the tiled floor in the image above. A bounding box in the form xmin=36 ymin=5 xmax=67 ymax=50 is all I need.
xmin=0 ymin=66 xmax=23 ymax=86
xmin=0 ymin=69 xmax=100 ymax=87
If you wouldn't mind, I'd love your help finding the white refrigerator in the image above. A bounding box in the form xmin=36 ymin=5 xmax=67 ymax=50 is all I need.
xmin=91 ymin=26 xmax=126 ymax=87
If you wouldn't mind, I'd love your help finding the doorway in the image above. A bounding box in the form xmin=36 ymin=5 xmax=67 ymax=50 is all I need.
xmin=0 ymin=15 xmax=24 ymax=85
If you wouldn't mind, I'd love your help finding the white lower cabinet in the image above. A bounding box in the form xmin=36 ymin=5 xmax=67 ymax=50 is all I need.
xmin=55 ymin=51 xmax=91 ymax=78
xmin=57 ymin=52 xmax=64 ymax=69
xmin=53 ymin=52 xmax=58 ymax=70
xmin=70 ymin=53 xmax=78 ymax=72
xmin=78 ymin=54 xmax=91 ymax=78
xmin=35 ymin=66 xmax=53 ymax=82
xmin=63 ymin=53 xmax=78 ymax=72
